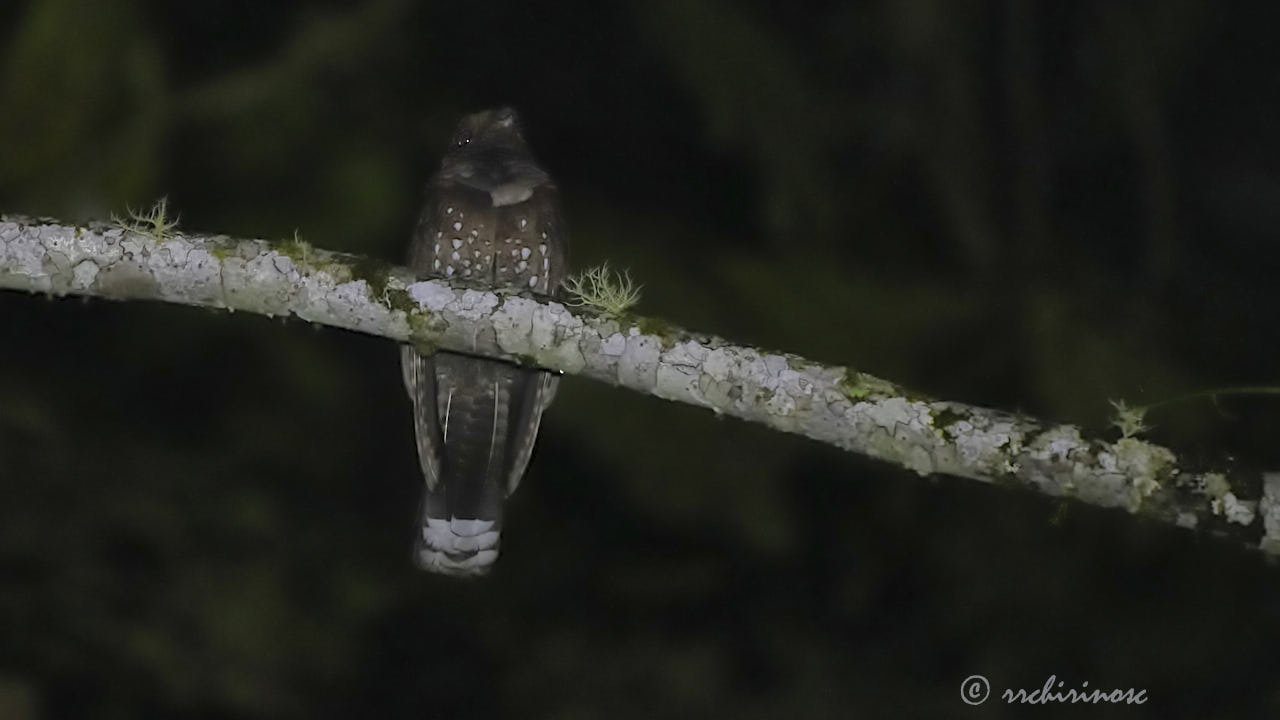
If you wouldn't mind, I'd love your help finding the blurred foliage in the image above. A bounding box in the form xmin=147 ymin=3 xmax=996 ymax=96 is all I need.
xmin=2 ymin=0 xmax=1280 ymax=717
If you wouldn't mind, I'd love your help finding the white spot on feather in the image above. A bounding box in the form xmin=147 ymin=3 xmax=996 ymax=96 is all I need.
xmin=453 ymin=221 xmax=463 ymax=231
xmin=451 ymin=238 xmax=462 ymax=249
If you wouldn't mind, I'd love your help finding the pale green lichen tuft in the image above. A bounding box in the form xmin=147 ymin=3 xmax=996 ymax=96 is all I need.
xmin=112 ymin=197 xmax=180 ymax=241
xmin=561 ymin=262 xmax=642 ymax=315
xmin=1108 ymin=398 xmax=1151 ymax=439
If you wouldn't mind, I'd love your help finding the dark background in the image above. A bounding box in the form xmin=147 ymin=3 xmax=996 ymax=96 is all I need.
xmin=2 ymin=0 xmax=1279 ymax=717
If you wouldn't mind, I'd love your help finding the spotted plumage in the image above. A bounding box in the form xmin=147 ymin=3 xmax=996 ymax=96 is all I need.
xmin=401 ymin=108 xmax=567 ymax=576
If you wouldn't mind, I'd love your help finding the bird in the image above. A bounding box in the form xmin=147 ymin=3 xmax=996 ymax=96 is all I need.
xmin=401 ymin=108 xmax=568 ymax=576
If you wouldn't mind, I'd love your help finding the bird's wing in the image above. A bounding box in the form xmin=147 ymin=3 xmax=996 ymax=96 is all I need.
xmin=504 ymin=369 xmax=558 ymax=495
xmin=500 ymin=186 xmax=568 ymax=493
xmin=402 ymin=346 xmax=443 ymax=492
xmin=402 ymin=193 xmax=448 ymax=492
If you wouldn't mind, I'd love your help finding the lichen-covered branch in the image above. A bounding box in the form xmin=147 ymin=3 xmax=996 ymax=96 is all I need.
xmin=2 ymin=214 xmax=1277 ymax=556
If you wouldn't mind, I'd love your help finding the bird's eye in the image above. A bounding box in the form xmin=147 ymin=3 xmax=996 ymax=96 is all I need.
xmin=455 ymin=136 xmax=471 ymax=147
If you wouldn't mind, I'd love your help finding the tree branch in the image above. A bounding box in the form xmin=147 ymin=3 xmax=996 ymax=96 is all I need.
xmin=3 ymin=214 xmax=1276 ymax=557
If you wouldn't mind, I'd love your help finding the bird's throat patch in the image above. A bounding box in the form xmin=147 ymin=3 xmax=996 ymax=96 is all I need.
xmin=489 ymin=182 xmax=535 ymax=207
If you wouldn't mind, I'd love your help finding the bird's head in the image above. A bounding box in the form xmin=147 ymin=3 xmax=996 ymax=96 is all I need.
xmin=435 ymin=107 xmax=549 ymax=200
xmin=448 ymin=107 xmax=528 ymax=152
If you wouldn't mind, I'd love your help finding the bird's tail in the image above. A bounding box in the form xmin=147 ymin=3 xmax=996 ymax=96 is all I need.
xmin=410 ymin=352 xmax=533 ymax=576
xmin=415 ymin=514 xmax=502 ymax=576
